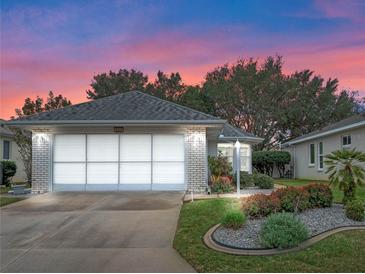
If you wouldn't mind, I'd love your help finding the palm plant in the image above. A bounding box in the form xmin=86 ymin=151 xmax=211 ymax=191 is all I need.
xmin=324 ymin=149 xmax=365 ymax=204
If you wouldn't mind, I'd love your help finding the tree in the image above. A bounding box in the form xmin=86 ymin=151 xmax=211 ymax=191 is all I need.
xmin=14 ymin=91 xmax=71 ymax=117
xmin=12 ymin=91 xmax=71 ymax=184
xmin=45 ymin=91 xmax=71 ymax=110
xmin=177 ymin=85 xmax=214 ymax=114
xmin=145 ymin=71 xmax=185 ymax=101
xmin=12 ymin=129 xmax=32 ymax=183
xmin=86 ymin=69 xmax=148 ymax=99
xmin=324 ymin=149 xmax=365 ymax=204
xmin=202 ymin=56 xmax=363 ymax=150
xmin=202 ymin=56 xmax=286 ymax=150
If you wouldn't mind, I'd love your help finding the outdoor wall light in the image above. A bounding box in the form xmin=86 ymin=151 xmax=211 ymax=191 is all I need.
xmin=32 ymin=133 xmax=49 ymax=145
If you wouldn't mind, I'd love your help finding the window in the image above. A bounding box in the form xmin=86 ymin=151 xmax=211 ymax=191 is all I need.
xmin=318 ymin=142 xmax=324 ymax=170
xmin=309 ymin=143 xmax=315 ymax=166
xmin=3 ymin=140 xmax=10 ymax=160
xmin=217 ymin=143 xmax=233 ymax=164
xmin=342 ymin=135 xmax=351 ymax=147
xmin=240 ymin=146 xmax=250 ymax=172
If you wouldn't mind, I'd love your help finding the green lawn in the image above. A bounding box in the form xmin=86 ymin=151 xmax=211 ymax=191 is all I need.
xmin=0 ymin=196 xmax=24 ymax=207
xmin=275 ymin=179 xmax=365 ymax=203
xmin=174 ymin=198 xmax=365 ymax=273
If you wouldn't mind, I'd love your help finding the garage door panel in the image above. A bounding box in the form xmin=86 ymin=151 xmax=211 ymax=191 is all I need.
xmin=153 ymin=135 xmax=184 ymax=161
xmin=87 ymin=163 xmax=118 ymax=184
xmin=54 ymin=135 xmax=85 ymax=162
xmin=153 ymin=162 xmax=184 ymax=184
xmin=120 ymin=163 xmax=151 ymax=184
xmin=87 ymin=135 xmax=119 ymax=161
xmin=120 ymin=135 xmax=151 ymax=161
xmin=53 ymin=163 xmax=86 ymax=184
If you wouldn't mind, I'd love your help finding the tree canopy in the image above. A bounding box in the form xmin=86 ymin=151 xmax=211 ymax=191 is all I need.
xmin=45 ymin=55 xmax=364 ymax=150
xmin=14 ymin=91 xmax=71 ymax=118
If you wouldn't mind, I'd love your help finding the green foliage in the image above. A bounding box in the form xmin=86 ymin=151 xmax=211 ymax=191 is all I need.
xmin=252 ymin=173 xmax=274 ymax=189
xmin=239 ymin=171 xmax=255 ymax=188
xmin=202 ymin=56 xmax=360 ymax=150
xmin=345 ymin=200 xmax=365 ymax=221
xmin=14 ymin=91 xmax=71 ymax=118
xmin=242 ymin=193 xmax=281 ymax=218
xmin=86 ymin=69 xmax=148 ymax=100
xmin=177 ymin=85 xmax=214 ymax=114
xmin=273 ymin=187 xmax=310 ymax=212
xmin=145 ymin=70 xmax=185 ymax=101
xmin=208 ymin=154 xmax=232 ymax=176
xmin=222 ymin=210 xmax=246 ymax=229
xmin=303 ymin=183 xmax=333 ymax=208
xmin=210 ymin=175 xmax=234 ymax=194
xmin=1 ymin=160 xmax=17 ymax=186
xmin=325 ymin=149 xmax=365 ymax=204
xmin=252 ymin=151 xmax=290 ymax=176
xmin=12 ymin=129 xmax=32 ymax=184
xmin=260 ymin=212 xmax=309 ymax=249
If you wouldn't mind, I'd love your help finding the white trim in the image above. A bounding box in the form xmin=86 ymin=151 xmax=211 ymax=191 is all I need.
xmin=308 ymin=143 xmax=315 ymax=167
xmin=317 ymin=142 xmax=324 ymax=171
xmin=283 ymin=120 xmax=365 ymax=146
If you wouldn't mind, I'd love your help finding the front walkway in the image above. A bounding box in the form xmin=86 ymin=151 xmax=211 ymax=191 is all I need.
xmin=0 ymin=192 xmax=195 ymax=273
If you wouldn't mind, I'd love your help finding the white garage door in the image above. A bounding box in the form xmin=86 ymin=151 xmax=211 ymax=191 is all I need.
xmin=52 ymin=134 xmax=185 ymax=191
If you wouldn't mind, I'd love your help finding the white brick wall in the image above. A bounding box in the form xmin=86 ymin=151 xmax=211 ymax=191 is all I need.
xmin=185 ymin=127 xmax=208 ymax=193
xmin=32 ymin=133 xmax=51 ymax=193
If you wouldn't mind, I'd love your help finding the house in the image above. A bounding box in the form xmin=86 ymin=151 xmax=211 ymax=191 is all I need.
xmin=0 ymin=120 xmax=27 ymax=183
xmin=7 ymin=91 xmax=262 ymax=193
xmin=282 ymin=113 xmax=365 ymax=180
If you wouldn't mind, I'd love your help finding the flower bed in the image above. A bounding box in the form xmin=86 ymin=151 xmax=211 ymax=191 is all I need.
xmin=213 ymin=204 xmax=365 ymax=249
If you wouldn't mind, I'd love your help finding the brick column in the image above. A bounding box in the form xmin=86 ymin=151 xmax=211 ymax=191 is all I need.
xmin=32 ymin=132 xmax=52 ymax=193
xmin=186 ymin=127 xmax=207 ymax=193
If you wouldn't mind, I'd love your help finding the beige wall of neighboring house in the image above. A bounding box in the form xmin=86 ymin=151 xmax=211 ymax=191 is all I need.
xmin=1 ymin=121 xmax=28 ymax=183
xmin=283 ymin=125 xmax=365 ymax=181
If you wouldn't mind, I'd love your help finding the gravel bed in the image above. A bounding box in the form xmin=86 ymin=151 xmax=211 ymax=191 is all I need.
xmin=213 ymin=204 xmax=365 ymax=249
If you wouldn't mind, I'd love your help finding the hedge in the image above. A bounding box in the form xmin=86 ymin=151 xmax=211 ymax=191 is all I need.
xmin=252 ymin=151 xmax=290 ymax=177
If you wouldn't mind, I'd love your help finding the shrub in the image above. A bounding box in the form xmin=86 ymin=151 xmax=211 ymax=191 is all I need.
xmin=233 ymin=171 xmax=254 ymax=188
xmin=345 ymin=200 xmax=365 ymax=221
xmin=1 ymin=160 xmax=17 ymax=186
xmin=260 ymin=212 xmax=309 ymax=249
xmin=252 ymin=173 xmax=274 ymax=189
xmin=222 ymin=210 xmax=246 ymax=229
xmin=252 ymin=151 xmax=290 ymax=177
xmin=273 ymin=187 xmax=310 ymax=212
xmin=242 ymin=193 xmax=281 ymax=218
xmin=211 ymin=175 xmax=234 ymax=193
xmin=208 ymin=154 xmax=233 ymax=177
xmin=303 ymin=183 xmax=333 ymax=208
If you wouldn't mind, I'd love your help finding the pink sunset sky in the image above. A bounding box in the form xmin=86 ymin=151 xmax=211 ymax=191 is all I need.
xmin=1 ymin=0 xmax=365 ymax=119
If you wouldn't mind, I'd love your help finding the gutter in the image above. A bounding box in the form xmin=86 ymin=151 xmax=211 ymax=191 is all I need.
xmin=6 ymin=119 xmax=227 ymax=126
xmin=218 ymin=136 xmax=264 ymax=143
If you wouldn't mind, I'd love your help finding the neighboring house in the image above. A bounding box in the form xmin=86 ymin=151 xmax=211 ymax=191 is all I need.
xmin=7 ymin=91 xmax=262 ymax=193
xmin=282 ymin=113 xmax=365 ymax=180
xmin=0 ymin=120 xmax=27 ymax=183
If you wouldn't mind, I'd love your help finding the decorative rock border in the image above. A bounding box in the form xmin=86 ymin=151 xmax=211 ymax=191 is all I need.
xmin=203 ymin=223 xmax=365 ymax=256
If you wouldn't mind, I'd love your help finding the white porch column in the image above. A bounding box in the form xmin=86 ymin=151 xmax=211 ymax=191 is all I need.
xmin=248 ymin=144 xmax=253 ymax=174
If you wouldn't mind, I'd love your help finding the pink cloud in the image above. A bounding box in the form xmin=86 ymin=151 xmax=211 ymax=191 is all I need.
xmin=314 ymin=0 xmax=365 ymax=20
xmin=1 ymin=27 xmax=364 ymax=119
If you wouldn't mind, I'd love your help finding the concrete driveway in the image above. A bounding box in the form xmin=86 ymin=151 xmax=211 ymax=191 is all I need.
xmin=0 ymin=192 xmax=195 ymax=273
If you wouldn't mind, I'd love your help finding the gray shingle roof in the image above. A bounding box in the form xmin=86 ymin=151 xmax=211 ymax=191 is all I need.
xmin=0 ymin=119 xmax=15 ymax=137
xmin=284 ymin=112 xmax=365 ymax=145
xmin=10 ymin=91 xmax=222 ymax=123
xmin=220 ymin=123 xmax=263 ymax=140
